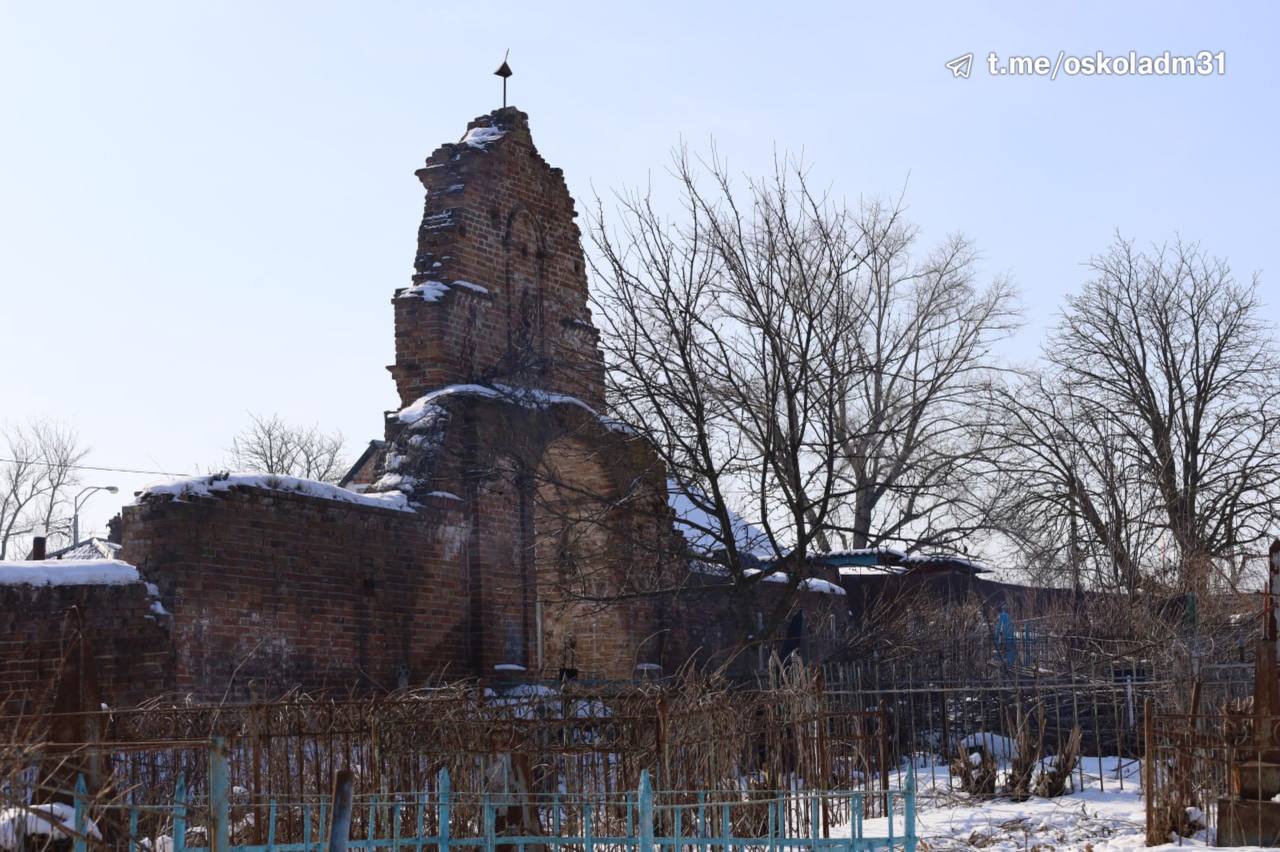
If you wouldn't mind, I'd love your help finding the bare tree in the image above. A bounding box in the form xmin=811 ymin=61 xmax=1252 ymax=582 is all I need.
xmin=992 ymin=374 xmax=1160 ymax=593
xmin=229 ymin=414 xmax=347 ymax=483
xmin=996 ymin=235 xmax=1280 ymax=593
xmin=0 ymin=419 xmax=88 ymax=558
xmin=830 ymin=203 xmax=1017 ymax=553
xmin=590 ymin=150 xmax=944 ymax=641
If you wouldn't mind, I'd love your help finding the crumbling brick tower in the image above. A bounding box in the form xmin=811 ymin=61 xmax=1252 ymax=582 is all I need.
xmin=388 ymin=107 xmax=605 ymax=408
xmin=356 ymin=107 xmax=679 ymax=678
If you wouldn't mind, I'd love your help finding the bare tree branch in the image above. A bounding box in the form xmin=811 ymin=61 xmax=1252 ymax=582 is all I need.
xmin=228 ymin=414 xmax=348 ymax=483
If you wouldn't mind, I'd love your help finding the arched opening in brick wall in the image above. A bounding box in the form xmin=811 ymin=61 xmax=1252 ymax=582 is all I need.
xmin=531 ymin=433 xmax=668 ymax=680
xmin=501 ymin=206 xmax=547 ymax=378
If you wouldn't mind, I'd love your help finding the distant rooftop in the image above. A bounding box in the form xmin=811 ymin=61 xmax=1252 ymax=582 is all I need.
xmin=43 ymin=536 xmax=121 ymax=561
xmin=819 ymin=547 xmax=990 ymax=577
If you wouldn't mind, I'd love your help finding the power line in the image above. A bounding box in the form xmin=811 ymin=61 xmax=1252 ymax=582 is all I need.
xmin=0 ymin=457 xmax=196 ymax=478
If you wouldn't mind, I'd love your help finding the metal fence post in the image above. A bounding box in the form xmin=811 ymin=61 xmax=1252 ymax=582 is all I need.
xmin=904 ymin=762 xmax=917 ymax=852
xmin=638 ymin=770 xmax=654 ymax=852
xmin=1152 ymin=695 xmax=1162 ymax=839
xmin=266 ymin=800 xmax=277 ymax=852
xmin=210 ymin=737 xmax=230 ymax=852
xmin=173 ymin=775 xmax=187 ymax=852
xmin=73 ymin=774 xmax=87 ymax=852
xmin=328 ymin=769 xmax=355 ymax=852
xmin=438 ymin=769 xmax=451 ymax=852
xmin=482 ymin=792 xmax=495 ymax=852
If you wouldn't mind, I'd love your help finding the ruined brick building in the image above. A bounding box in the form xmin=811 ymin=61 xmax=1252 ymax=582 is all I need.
xmin=1 ymin=106 xmax=850 ymax=710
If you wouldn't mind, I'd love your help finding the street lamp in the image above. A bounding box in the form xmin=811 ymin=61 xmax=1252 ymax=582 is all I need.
xmin=72 ymin=485 xmax=119 ymax=548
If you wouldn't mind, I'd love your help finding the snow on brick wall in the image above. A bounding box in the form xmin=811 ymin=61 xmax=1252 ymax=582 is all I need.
xmin=0 ymin=559 xmax=140 ymax=587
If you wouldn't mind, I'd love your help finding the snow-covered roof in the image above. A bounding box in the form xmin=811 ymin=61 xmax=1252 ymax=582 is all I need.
xmin=899 ymin=553 xmax=989 ymax=574
xmin=667 ymin=481 xmax=772 ymax=559
xmin=838 ymin=564 xmax=908 ymax=577
xmin=44 ymin=537 xmax=121 ymax=561
xmin=740 ymin=568 xmax=846 ymax=595
xmin=817 ymin=547 xmax=988 ymax=576
xmin=136 ymin=473 xmax=414 ymax=513
xmin=822 ymin=547 xmax=909 ymax=566
xmin=0 ymin=559 xmax=140 ymax=587
xmin=801 ymin=577 xmax=847 ymax=595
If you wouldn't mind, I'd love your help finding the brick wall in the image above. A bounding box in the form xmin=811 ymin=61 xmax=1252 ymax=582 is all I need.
xmin=116 ymin=465 xmax=683 ymax=695
xmin=121 ymin=486 xmax=472 ymax=701
xmin=371 ymin=393 xmax=682 ymax=681
xmin=0 ymin=580 xmax=172 ymax=714
xmin=666 ymin=569 xmax=853 ymax=677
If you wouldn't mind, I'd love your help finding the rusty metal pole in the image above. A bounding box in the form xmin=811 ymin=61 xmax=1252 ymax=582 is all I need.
xmin=878 ymin=698 xmax=890 ymax=817
xmin=1143 ymin=697 xmax=1154 ymax=844
xmin=1268 ymin=540 xmax=1280 ymax=667
xmin=815 ymin=671 xmax=830 ymax=837
xmin=1268 ymin=542 xmax=1280 ymax=636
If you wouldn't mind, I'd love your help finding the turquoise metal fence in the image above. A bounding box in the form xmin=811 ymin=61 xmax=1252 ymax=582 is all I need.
xmin=51 ymin=739 xmax=916 ymax=852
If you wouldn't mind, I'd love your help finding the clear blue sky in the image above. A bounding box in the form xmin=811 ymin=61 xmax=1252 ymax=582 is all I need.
xmin=2 ymin=1 xmax=1276 ymax=539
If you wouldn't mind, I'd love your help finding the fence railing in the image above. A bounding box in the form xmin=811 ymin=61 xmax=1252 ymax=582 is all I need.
xmin=12 ymin=742 xmax=917 ymax=852
xmin=3 ymin=691 xmax=893 ymax=817
xmin=1143 ymin=707 xmax=1278 ymax=844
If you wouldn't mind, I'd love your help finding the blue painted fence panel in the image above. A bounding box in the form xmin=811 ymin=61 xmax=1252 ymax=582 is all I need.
xmin=72 ymin=760 xmax=917 ymax=852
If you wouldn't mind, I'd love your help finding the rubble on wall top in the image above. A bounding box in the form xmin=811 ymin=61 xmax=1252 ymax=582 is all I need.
xmin=461 ymin=125 xmax=506 ymax=149
xmin=134 ymin=473 xmax=415 ymax=513
xmin=393 ymin=382 xmax=635 ymax=435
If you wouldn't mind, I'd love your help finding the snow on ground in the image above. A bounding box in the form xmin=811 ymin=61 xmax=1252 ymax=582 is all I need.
xmin=958 ymin=732 xmax=1019 ymax=761
xmin=844 ymin=755 xmax=1271 ymax=851
xmin=0 ymin=803 xmax=102 ymax=850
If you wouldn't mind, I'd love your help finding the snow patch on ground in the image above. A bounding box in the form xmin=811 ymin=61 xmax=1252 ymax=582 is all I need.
xmin=138 ymin=473 xmax=413 ymax=513
xmin=846 ymin=755 xmax=1268 ymax=851
xmin=959 ymin=732 xmax=1020 ymax=761
xmin=0 ymin=559 xmax=139 ymax=587
xmin=0 ymin=803 xmax=102 ymax=850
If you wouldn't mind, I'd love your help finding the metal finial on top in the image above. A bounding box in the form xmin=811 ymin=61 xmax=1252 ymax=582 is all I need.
xmin=494 ymin=50 xmax=513 ymax=109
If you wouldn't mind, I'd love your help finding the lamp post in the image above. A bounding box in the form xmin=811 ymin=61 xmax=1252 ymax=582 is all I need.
xmin=72 ymin=485 xmax=118 ymax=548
